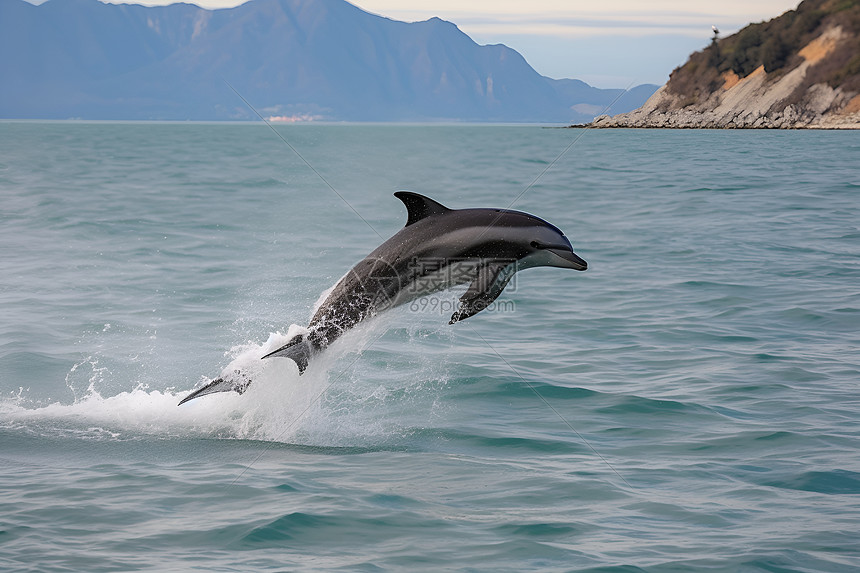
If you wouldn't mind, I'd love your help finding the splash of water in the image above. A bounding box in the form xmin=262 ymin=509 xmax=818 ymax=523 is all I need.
xmin=1 ymin=311 xmax=450 ymax=446
xmin=1 ymin=325 xmax=343 ymax=443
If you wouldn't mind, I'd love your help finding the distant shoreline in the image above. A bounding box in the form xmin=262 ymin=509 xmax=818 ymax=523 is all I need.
xmin=568 ymin=122 xmax=860 ymax=130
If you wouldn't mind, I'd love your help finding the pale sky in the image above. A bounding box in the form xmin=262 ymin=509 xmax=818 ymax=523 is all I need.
xmin=76 ymin=0 xmax=802 ymax=87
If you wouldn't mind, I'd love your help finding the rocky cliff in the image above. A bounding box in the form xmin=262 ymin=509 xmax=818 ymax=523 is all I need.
xmin=589 ymin=0 xmax=860 ymax=129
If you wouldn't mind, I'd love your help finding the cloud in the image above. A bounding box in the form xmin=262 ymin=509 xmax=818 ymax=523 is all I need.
xmin=96 ymin=0 xmax=802 ymax=38
xmin=353 ymin=1 xmax=801 ymax=38
xmin=346 ymin=0 xmax=802 ymax=86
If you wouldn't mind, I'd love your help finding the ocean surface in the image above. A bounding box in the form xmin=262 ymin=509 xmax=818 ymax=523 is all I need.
xmin=1 ymin=123 xmax=859 ymax=572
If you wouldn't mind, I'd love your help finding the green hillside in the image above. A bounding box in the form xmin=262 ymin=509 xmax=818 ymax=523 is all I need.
xmin=667 ymin=0 xmax=860 ymax=102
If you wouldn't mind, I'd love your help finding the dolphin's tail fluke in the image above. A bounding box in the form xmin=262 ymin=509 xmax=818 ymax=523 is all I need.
xmin=261 ymin=333 xmax=312 ymax=374
xmin=179 ymin=334 xmax=312 ymax=405
xmin=178 ymin=370 xmax=252 ymax=406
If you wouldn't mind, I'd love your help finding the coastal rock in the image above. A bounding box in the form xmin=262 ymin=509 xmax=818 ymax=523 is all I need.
xmin=586 ymin=0 xmax=860 ymax=129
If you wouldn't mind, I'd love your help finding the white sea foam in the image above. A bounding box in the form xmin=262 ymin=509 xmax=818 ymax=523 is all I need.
xmin=0 ymin=325 xmax=345 ymax=443
xmin=0 ymin=315 xmax=443 ymax=446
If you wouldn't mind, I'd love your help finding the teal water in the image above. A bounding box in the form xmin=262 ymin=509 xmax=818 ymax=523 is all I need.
xmin=1 ymin=123 xmax=859 ymax=572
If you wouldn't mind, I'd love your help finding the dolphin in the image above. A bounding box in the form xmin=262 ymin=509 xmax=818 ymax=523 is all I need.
xmin=178 ymin=192 xmax=586 ymax=405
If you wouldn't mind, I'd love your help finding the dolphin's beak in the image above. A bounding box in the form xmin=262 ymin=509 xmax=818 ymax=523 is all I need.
xmin=547 ymin=248 xmax=588 ymax=271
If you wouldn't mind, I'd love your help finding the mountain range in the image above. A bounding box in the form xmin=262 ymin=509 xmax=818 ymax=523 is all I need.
xmin=0 ymin=0 xmax=658 ymax=122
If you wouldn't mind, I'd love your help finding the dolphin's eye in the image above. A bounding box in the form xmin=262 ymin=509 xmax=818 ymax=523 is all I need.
xmin=530 ymin=241 xmax=542 ymax=249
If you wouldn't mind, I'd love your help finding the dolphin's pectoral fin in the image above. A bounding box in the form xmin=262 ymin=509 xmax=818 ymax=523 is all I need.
xmin=178 ymin=370 xmax=251 ymax=406
xmin=450 ymin=262 xmax=514 ymax=324
xmin=261 ymin=333 xmax=313 ymax=374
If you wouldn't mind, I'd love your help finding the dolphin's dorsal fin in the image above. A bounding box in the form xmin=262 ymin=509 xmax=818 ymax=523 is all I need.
xmin=394 ymin=192 xmax=451 ymax=227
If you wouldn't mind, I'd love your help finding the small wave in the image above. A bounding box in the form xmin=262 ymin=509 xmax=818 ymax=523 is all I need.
xmin=596 ymin=394 xmax=706 ymax=416
xmin=418 ymin=428 xmax=588 ymax=455
xmin=240 ymin=512 xmax=338 ymax=544
xmin=761 ymin=469 xmax=860 ymax=495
